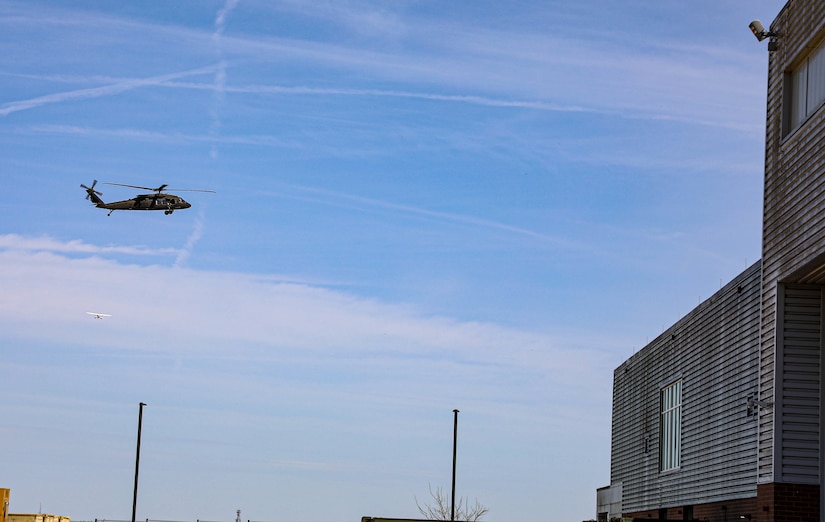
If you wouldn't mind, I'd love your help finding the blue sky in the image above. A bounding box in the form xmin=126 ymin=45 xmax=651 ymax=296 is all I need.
xmin=1 ymin=1 xmax=783 ymax=521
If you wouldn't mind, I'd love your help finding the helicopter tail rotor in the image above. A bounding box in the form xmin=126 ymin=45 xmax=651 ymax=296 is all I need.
xmin=81 ymin=180 xmax=104 ymax=205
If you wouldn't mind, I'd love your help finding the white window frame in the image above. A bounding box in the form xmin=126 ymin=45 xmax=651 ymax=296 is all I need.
xmin=660 ymin=379 xmax=682 ymax=471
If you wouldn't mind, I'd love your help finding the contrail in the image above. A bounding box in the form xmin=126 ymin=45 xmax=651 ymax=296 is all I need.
xmin=0 ymin=65 xmax=220 ymax=117
xmin=174 ymin=214 xmax=205 ymax=268
xmin=215 ymin=0 xmax=239 ymax=36
xmin=209 ymin=0 xmax=239 ymax=159
xmin=282 ymin=185 xmax=585 ymax=249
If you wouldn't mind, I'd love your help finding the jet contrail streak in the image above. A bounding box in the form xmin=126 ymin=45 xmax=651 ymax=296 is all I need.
xmin=0 ymin=65 xmax=221 ymax=117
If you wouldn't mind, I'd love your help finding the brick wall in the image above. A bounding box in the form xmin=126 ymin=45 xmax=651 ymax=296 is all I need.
xmin=692 ymin=498 xmax=758 ymax=521
xmin=621 ymin=485 xmax=821 ymax=521
xmin=757 ymin=483 xmax=819 ymax=522
xmin=623 ymin=497 xmax=757 ymax=521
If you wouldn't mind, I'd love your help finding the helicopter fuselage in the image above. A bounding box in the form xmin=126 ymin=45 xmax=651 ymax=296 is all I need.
xmin=96 ymin=194 xmax=191 ymax=215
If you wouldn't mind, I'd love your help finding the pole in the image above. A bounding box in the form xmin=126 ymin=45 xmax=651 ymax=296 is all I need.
xmin=132 ymin=402 xmax=146 ymax=522
xmin=451 ymin=409 xmax=459 ymax=522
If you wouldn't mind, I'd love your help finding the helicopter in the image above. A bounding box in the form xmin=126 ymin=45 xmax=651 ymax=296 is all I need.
xmin=81 ymin=180 xmax=215 ymax=215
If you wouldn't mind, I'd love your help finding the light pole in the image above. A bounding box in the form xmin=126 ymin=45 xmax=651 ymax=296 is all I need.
xmin=451 ymin=409 xmax=459 ymax=522
xmin=132 ymin=402 xmax=146 ymax=522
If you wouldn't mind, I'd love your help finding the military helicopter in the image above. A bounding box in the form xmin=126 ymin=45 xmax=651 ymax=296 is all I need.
xmin=81 ymin=180 xmax=215 ymax=215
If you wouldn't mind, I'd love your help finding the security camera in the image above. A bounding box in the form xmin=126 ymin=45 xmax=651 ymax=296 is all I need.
xmin=749 ymin=19 xmax=775 ymax=41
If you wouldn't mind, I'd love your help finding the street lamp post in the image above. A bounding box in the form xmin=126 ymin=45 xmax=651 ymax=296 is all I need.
xmin=131 ymin=402 xmax=146 ymax=522
xmin=451 ymin=409 xmax=459 ymax=522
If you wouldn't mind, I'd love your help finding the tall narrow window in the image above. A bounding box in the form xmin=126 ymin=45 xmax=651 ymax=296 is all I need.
xmin=790 ymin=62 xmax=808 ymax=130
xmin=786 ymin=39 xmax=825 ymax=134
xmin=660 ymin=380 xmax=682 ymax=471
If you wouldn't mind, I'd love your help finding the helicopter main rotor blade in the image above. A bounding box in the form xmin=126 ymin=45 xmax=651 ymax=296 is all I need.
xmin=104 ymin=182 xmax=215 ymax=193
xmin=104 ymin=182 xmax=164 ymax=192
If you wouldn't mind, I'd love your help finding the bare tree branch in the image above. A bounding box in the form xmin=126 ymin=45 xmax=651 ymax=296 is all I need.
xmin=415 ymin=484 xmax=488 ymax=522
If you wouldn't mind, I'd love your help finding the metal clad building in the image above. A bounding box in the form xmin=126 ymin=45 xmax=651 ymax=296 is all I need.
xmin=605 ymin=263 xmax=761 ymax=520
xmin=760 ymin=0 xmax=825 ymax=502
xmin=599 ymin=0 xmax=825 ymax=520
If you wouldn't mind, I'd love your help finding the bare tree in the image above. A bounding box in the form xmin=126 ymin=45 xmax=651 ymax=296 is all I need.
xmin=415 ymin=484 xmax=489 ymax=522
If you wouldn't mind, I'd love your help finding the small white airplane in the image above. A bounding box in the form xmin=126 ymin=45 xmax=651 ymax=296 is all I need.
xmin=86 ymin=312 xmax=112 ymax=319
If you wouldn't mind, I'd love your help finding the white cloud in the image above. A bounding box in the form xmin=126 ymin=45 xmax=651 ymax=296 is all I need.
xmin=0 ymin=235 xmax=601 ymax=375
xmin=0 ymin=234 xmax=615 ymax=507
xmin=0 ymin=233 xmax=178 ymax=256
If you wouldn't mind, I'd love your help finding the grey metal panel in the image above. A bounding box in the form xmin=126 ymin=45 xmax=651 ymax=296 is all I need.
xmin=610 ymin=262 xmax=760 ymax=513
xmin=778 ymin=284 xmax=822 ymax=483
xmin=761 ymin=0 xmax=825 ymax=484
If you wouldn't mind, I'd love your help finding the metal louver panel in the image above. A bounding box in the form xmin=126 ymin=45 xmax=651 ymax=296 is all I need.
xmin=779 ymin=284 xmax=823 ymax=483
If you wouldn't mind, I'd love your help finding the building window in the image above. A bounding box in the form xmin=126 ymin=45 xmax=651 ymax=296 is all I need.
xmin=660 ymin=379 xmax=682 ymax=471
xmin=786 ymin=38 xmax=825 ymax=134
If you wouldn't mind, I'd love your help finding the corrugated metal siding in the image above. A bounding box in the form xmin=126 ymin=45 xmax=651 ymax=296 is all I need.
xmin=611 ymin=262 xmax=760 ymax=513
xmin=761 ymin=0 xmax=825 ymax=484
xmin=778 ymin=284 xmax=822 ymax=483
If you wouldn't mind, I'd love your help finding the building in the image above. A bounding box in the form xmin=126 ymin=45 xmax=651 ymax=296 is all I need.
xmin=361 ymin=518 xmax=440 ymax=522
xmin=2 ymin=489 xmax=9 ymax=522
xmin=598 ymin=263 xmax=761 ymax=521
xmin=598 ymin=0 xmax=825 ymax=520
xmin=7 ymin=515 xmax=70 ymax=522
xmin=0 ymin=490 xmax=69 ymax=522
